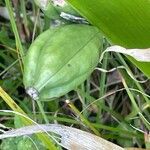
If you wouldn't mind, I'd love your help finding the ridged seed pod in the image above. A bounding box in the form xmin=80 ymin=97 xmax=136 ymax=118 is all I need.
xmin=23 ymin=24 xmax=102 ymax=100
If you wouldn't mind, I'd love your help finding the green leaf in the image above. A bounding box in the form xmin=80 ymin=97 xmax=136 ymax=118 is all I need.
xmin=66 ymin=0 xmax=150 ymax=77
xmin=0 ymin=136 xmax=46 ymax=150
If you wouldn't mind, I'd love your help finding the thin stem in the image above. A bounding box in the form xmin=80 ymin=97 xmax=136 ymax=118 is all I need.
xmin=36 ymin=100 xmax=49 ymax=124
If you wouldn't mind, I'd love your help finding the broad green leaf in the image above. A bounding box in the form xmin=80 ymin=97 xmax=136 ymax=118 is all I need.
xmin=66 ymin=0 xmax=150 ymax=77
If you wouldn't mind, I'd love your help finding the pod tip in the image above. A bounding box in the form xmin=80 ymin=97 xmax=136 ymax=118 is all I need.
xmin=26 ymin=87 xmax=39 ymax=100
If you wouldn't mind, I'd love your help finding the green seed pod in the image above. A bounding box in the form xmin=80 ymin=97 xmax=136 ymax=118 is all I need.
xmin=23 ymin=24 xmax=102 ymax=100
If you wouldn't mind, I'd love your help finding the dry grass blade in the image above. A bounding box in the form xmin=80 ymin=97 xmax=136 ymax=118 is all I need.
xmin=100 ymin=45 xmax=150 ymax=62
xmin=0 ymin=124 xmax=124 ymax=150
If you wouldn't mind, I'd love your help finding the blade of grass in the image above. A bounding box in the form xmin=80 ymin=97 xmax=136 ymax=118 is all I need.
xmin=115 ymin=54 xmax=150 ymax=122
xmin=0 ymin=59 xmax=19 ymax=77
xmin=66 ymin=100 xmax=100 ymax=136
xmin=0 ymin=111 xmax=143 ymax=139
xmin=20 ymin=0 xmax=30 ymax=39
xmin=120 ymin=76 xmax=150 ymax=130
xmin=5 ymin=0 xmax=24 ymax=72
xmin=98 ymin=41 xmax=109 ymax=122
xmin=77 ymin=88 xmax=124 ymax=122
xmin=117 ymin=53 xmax=150 ymax=106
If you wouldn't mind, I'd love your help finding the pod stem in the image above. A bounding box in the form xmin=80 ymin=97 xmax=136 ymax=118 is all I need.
xmin=36 ymin=100 xmax=49 ymax=124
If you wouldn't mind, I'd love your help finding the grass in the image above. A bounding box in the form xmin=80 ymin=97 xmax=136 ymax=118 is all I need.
xmin=0 ymin=0 xmax=150 ymax=149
